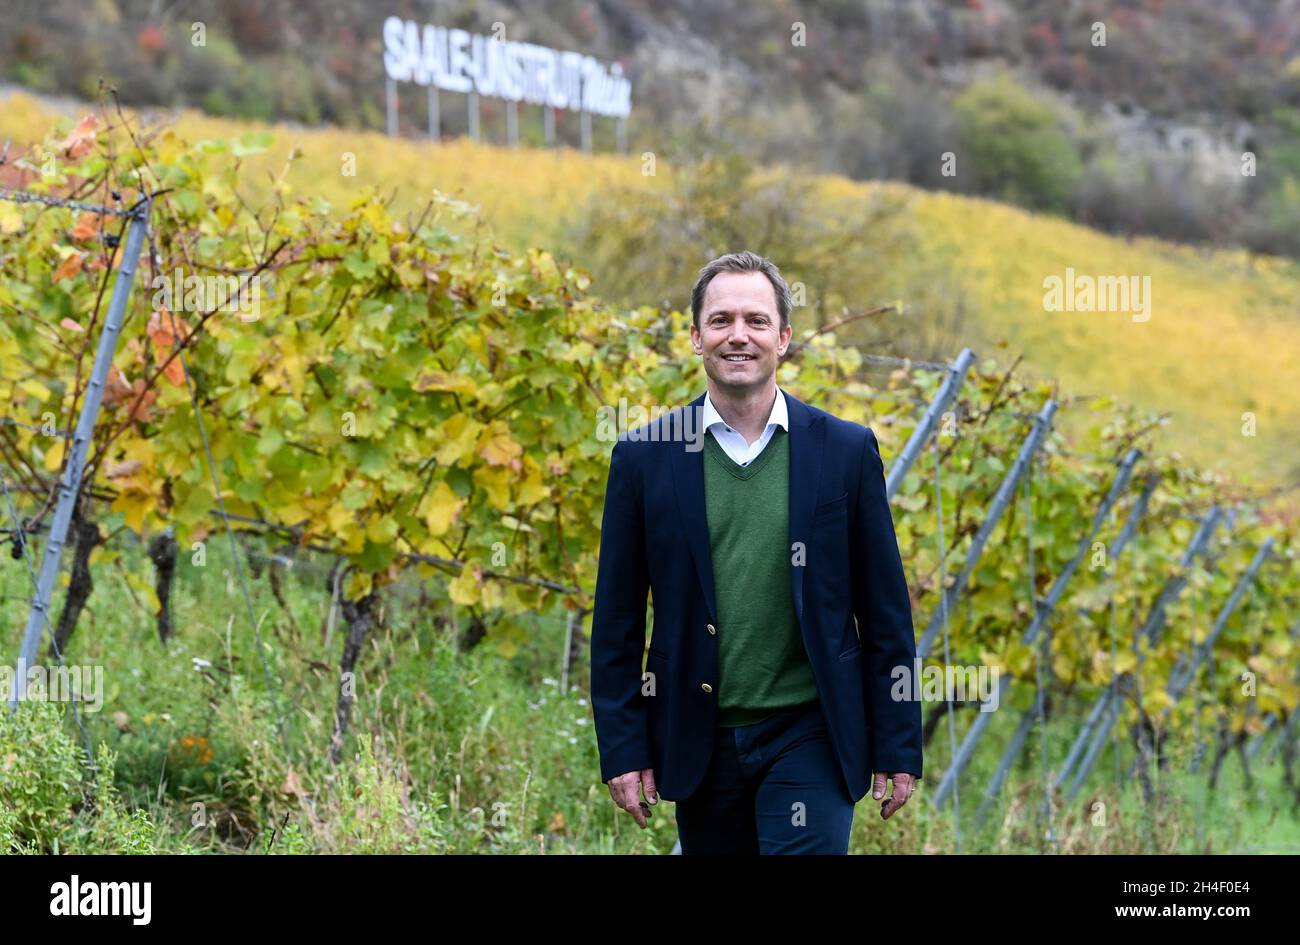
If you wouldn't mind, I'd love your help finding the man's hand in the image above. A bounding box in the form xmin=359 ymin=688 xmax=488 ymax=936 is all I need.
xmin=872 ymin=771 xmax=916 ymax=820
xmin=607 ymin=768 xmax=658 ymax=828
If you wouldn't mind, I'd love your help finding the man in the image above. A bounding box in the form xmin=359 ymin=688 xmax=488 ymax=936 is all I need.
xmin=590 ymin=251 xmax=922 ymax=854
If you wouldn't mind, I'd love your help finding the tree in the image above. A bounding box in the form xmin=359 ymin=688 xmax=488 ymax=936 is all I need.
xmin=955 ymin=74 xmax=1084 ymax=215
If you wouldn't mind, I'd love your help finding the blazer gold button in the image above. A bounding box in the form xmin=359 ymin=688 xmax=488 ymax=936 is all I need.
xmin=706 ymin=623 xmax=716 ymax=634
xmin=701 ymin=683 xmax=713 ymax=693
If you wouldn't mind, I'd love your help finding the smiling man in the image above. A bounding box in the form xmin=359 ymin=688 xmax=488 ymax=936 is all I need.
xmin=590 ymin=250 xmax=922 ymax=854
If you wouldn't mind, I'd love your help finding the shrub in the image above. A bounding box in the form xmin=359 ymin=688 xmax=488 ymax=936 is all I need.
xmin=955 ymin=74 xmax=1084 ymax=214
xmin=0 ymin=700 xmax=84 ymax=851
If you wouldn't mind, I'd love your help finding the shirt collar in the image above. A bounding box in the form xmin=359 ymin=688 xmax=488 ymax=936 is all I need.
xmin=702 ymin=386 xmax=789 ymax=435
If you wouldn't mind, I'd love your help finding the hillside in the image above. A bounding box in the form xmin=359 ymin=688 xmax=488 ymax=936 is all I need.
xmin=4 ymin=0 xmax=1300 ymax=256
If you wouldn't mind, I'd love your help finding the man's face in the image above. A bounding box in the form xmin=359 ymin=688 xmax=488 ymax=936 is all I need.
xmin=691 ymin=271 xmax=791 ymax=394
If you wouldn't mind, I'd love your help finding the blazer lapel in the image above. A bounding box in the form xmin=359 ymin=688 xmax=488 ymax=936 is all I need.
xmin=785 ymin=390 xmax=825 ymax=625
xmin=669 ymin=393 xmax=717 ymax=623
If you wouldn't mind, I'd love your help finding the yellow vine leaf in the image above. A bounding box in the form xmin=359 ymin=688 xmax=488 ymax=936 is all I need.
xmin=1113 ymin=650 xmax=1137 ymax=675
xmin=0 ymin=203 xmax=22 ymax=234
xmin=432 ymin=413 xmax=483 ymax=466
xmin=478 ymin=423 xmax=522 ymax=467
xmin=19 ymin=378 xmax=51 ymax=400
xmin=345 ymin=570 xmax=373 ymax=601
xmin=112 ymin=491 xmax=153 ymax=534
xmin=473 ymin=465 xmax=513 ymax=510
xmin=481 ymin=577 xmax=503 ymax=611
xmin=326 ymin=502 xmax=355 ymax=535
xmin=448 ymin=566 xmax=479 ymax=605
xmin=517 ymin=455 xmax=548 ymax=505
xmin=414 ymin=371 xmax=476 ymax=396
xmin=43 ymin=440 xmax=65 ymax=472
xmin=423 ymin=480 xmax=464 ymax=537
xmin=366 ymin=516 xmax=398 ymax=544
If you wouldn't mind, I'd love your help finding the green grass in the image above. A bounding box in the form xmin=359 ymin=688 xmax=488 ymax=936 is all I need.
xmin=1 ymin=529 xmax=652 ymax=853
xmin=912 ymin=693 xmax=1300 ymax=855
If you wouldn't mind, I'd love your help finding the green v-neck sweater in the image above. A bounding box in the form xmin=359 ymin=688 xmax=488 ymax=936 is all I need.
xmin=703 ymin=427 xmax=819 ymax=726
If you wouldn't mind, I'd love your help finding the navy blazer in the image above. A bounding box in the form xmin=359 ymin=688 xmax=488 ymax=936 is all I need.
xmin=589 ymin=389 xmax=923 ymax=803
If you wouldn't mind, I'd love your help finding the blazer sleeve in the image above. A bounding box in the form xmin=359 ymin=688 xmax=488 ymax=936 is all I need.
xmin=851 ymin=427 xmax=924 ymax=779
xmin=589 ymin=438 xmax=653 ymax=783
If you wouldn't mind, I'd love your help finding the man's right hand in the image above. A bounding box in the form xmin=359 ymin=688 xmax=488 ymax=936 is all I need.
xmin=607 ymin=769 xmax=658 ymax=828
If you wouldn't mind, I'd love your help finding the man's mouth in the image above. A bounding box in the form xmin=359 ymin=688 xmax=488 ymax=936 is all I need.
xmin=721 ymin=353 xmax=756 ymax=362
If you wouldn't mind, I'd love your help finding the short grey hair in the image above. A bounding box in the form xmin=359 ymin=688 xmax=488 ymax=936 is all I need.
xmin=690 ymin=251 xmax=792 ymax=331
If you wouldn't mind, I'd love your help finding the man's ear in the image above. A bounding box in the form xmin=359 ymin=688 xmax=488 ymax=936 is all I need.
xmin=690 ymin=323 xmax=703 ymax=354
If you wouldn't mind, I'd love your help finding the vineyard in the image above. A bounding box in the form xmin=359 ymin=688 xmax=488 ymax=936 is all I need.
xmin=3 ymin=89 xmax=1296 ymax=489
xmin=1 ymin=104 xmax=1297 ymax=854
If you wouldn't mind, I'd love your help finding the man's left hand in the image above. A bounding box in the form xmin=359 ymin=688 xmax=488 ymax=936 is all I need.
xmin=872 ymin=771 xmax=915 ymax=820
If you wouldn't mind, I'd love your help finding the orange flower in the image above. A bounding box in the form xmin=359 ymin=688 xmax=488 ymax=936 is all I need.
xmin=176 ymin=735 xmax=214 ymax=764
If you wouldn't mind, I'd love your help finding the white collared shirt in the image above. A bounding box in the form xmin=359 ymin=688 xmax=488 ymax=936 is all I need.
xmin=702 ymin=387 xmax=789 ymax=467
